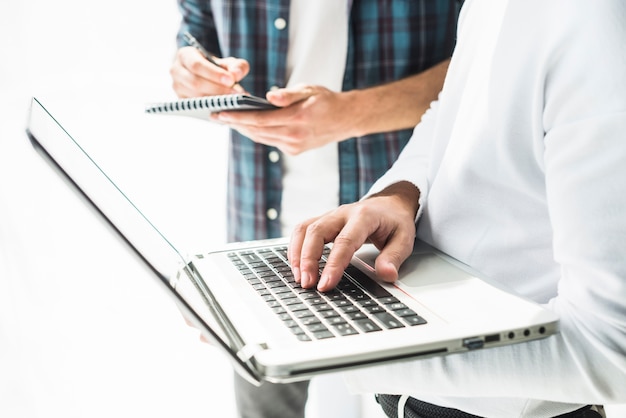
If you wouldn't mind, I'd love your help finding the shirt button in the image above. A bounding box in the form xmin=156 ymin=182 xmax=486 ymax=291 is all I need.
xmin=268 ymin=151 xmax=280 ymax=163
xmin=266 ymin=208 xmax=279 ymax=220
xmin=274 ymin=17 xmax=287 ymax=30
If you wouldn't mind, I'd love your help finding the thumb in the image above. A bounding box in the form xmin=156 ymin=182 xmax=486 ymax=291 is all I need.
xmin=266 ymin=85 xmax=317 ymax=107
xmin=374 ymin=235 xmax=414 ymax=283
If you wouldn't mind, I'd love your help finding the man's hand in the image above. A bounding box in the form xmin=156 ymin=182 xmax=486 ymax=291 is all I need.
xmin=183 ymin=315 xmax=210 ymax=343
xmin=288 ymin=181 xmax=421 ymax=291
xmin=170 ymin=46 xmax=249 ymax=97
xmin=212 ymin=84 xmax=359 ymax=155
xmin=211 ymin=59 xmax=451 ymax=155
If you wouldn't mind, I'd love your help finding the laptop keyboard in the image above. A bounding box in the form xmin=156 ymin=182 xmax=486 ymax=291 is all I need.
xmin=227 ymin=246 xmax=427 ymax=342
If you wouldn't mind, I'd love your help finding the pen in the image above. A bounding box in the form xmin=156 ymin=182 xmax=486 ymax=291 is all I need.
xmin=183 ymin=31 xmax=241 ymax=90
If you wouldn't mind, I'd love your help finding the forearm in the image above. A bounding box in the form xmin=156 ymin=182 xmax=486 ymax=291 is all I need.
xmin=343 ymin=59 xmax=450 ymax=138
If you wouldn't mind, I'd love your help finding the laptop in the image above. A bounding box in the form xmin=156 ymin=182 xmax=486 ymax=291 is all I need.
xmin=25 ymin=97 xmax=559 ymax=386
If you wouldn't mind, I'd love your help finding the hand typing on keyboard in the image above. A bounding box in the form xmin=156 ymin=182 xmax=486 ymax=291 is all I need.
xmin=229 ymin=245 xmax=427 ymax=341
xmin=288 ymin=181 xmax=420 ymax=292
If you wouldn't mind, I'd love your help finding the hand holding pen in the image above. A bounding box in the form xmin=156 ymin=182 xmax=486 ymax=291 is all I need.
xmin=170 ymin=31 xmax=248 ymax=98
xmin=183 ymin=31 xmax=247 ymax=92
xmin=181 ymin=32 xmax=223 ymax=69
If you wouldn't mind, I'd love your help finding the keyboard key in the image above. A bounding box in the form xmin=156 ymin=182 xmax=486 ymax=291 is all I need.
xmin=346 ymin=311 xmax=368 ymax=321
xmin=283 ymin=298 xmax=303 ymax=306
xmin=395 ymin=308 xmax=419 ymax=317
xmin=356 ymin=299 xmax=377 ymax=308
xmin=403 ymin=315 xmax=428 ymax=326
xmin=303 ymin=296 xmax=325 ymax=304
xmin=306 ymin=323 xmax=329 ymax=333
xmin=273 ymin=286 xmax=293 ymax=295
xmin=300 ymin=317 xmax=322 ymax=326
xmin=338 ymin=305 xmax=359 ymax=314
xmin=372 ymin=312 xmax=405 ymax=329
xmin=266 ymin=281 xmax=286 ymax=289
xmin=378 ymin=296 xmax=400 ymax=304
xmin=364 ymin=305 xmax=385 ymax=314
xmin=331 ymin=299 xmax=351 ymax=308
xmin=287 ymin=303 xmax=308 ymax=312
xmin=312 ymin=303 xmax=333 ymax=312
xmin=293 ymin=310 xmax=315 ymax=319
xmin=312 ymin=330 xmax=335 ymax=339
xmin=283 ymin=319 xmax=298 ymax=328
xmin=333 ymin=323 xmax=359 ymax=336
xmin=326 ymin=316 xmax=347 ymax=325
xmin=257 ymin=289 xmax=271 ymax=297
xmin=251 ymin=283 xmax=266 ymax=291
xmin=354 ymin=318 xmax=382 ymax=333
xmin=344 ymin=266 xmax=392 ymax=298
xmin=240 ymin=251 xmax=261 ymax=263
xmin=318 ymin=310 xmax=341 ymax=319
xmin=276 ymin=311 xmax=290 ymax=320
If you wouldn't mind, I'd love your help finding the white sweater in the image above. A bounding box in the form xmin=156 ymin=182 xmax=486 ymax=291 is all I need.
xmin=344 ymin=0 xmax=626 ymax=416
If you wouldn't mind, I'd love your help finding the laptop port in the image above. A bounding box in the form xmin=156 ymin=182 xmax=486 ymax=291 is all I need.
xmin=462 ymin=337 xmax=484 ymax=350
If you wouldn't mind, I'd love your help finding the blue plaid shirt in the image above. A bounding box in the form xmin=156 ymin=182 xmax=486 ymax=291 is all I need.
xmin=177 ymin=0 xmax=460 ymax=241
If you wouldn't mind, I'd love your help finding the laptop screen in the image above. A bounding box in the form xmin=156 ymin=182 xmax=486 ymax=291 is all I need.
xmin=26 ymin=97 xmax=187 ymax=281
xmin=26 ymin=97 xmax=263 ymax=384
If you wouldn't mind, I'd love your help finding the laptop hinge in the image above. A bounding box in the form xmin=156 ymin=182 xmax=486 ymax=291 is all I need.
xmin=181 ymin=261 xmax=249 ymax=351
xmin=237 ymin=343 xmax=268 ymax=363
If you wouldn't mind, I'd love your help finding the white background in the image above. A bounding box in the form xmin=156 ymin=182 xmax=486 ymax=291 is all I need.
xmin=1 ymin=1 xmax=623 ymax=417
xmin=0 ymin=1 xmax=238 ymax=417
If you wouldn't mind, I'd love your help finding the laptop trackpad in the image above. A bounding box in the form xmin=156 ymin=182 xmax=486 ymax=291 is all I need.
xmin=398 ymin=253 xmax=532 ymax=323
xmin=398 ymin=252 xmax=470 ymax=286
xmin=354 ymin=243 xmax=469 ymax=286
xmin=355 ymin=246 xmax=520 ymax=323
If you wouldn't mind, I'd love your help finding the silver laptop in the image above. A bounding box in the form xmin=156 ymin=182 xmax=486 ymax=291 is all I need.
xmin=25 ymin=97 xmax=559 ymax=386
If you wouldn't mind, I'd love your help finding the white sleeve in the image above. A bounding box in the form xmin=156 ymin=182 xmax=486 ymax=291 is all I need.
xmin=345 ymin=112 xmax=626 ymax=405
xmin=364 ymin=99 xmax=440 ymax=219
xmin=344 ymin=0 xmax=626 ymax=408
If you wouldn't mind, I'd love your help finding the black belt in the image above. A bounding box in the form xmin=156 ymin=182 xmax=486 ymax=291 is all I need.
xmin=375 ymin=394 xmax=602 ymax=418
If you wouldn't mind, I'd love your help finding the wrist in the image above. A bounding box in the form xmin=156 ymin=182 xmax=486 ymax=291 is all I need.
xmin=371 ymin=181 xmax=421 ymax=219
xmin=339 ymin=89 xmax=373 ymax=138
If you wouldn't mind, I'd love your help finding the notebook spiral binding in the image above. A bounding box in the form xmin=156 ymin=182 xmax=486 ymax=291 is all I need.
xmin=146 ymin=95 xmax=243 ymax=114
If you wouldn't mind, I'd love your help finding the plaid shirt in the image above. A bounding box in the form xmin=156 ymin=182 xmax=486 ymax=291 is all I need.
xmin=177 ymin=0 xmax=460 ymax=241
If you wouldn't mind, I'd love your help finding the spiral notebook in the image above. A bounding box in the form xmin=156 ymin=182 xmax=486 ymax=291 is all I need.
xmin=27 ymin=97 xmax=559 ymax=386
xmin=145 ymin=94 xmax=277 ymax=120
